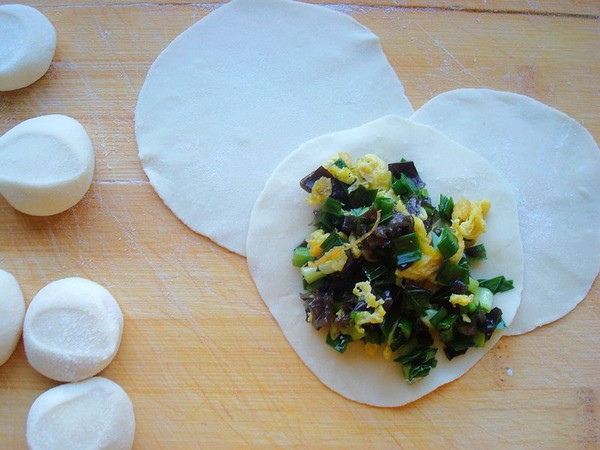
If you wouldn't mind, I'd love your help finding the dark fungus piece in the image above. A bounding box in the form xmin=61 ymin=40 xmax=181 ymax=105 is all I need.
xmin=388 ymin=160 xmax=425 ymax=188
xmin=301 ymin=291 xmax=334 ymax=330
xmin=299 ymin=166 xmax=349 ymax=203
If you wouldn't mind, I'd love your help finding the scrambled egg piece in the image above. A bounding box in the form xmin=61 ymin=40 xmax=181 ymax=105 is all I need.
xmin=309 ymin=245 xmax=347 ymax=274
xmin=324 ymin=152 xmax=356 ymax=185
xmin=395 ymin=198 xmax=409 ymax=215
xmin=449 ymin=294 xmax=474 ymax=307
xmin=306 ymin=229 xmax=329 ymax=258
xmin=322 ymin=152 xmax=391 ymax=191
xmin=306 ymin=177 xmax=332 ymax=206
xmin=354 ymin=154 xmax=392 ymax=191
xmin=452 ymin=198 xmax=491 ymax=241
xmin=395 ymin=218 xmax=443 ymax=284
xmin=351 ymin=282 xmax=386 ymax=335
xmin=395 ymin=218 xmax=466 ymax=285
xmin=353 ymin=281 xmax=381 ymax=308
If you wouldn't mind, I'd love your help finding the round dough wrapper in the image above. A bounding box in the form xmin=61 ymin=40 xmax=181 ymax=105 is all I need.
xmin=246 ymin=116 xmax=523 ymax=407
xmin=0 ymin=114 xmax=95 ymax=216
xmin=0 ymin=4 xmax=56 ymax=91
xmin=411 ymin=88 xmax=600 ymax=335
xmin=23 ymin=278 xmax=124 ymax=382
xmin=27 ymin=376 xmax=135 ymax=450
xmin=0 ymin=269 xmax=25 ymax=366
xmin=135 ymin=0 xmax=414 ymax=256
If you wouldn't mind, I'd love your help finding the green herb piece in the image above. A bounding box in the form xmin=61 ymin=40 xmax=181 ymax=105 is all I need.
xmin=292 ymin=246 xmax=314 ymax=267
xmin=348 ymin=184 xmax=378 ymax=208
xmin=395 ymin=336 xmax=418 ymax=357
xmin=381 ymin=301 xmax=401 ymax=339
xmin=395 ymin=346 xmax=438 ymax=383
xmin=432 ymin=227 xmax=459 ymax=259
xmin=438 ymin=194 xmax=454 ymax=222
xmin=418 ymin=188 xmax=430 ymax=199
xmin=429 ymin=308 xmax=447 ymax=329
xmin=478 ymin=276 xmax=514 ymax=294
xmin=395 ymin=232 xmax=422 ymax=267
xmin=313 ymin=212 xmax=338 ymax=232
xmin=397 ymin=346 xmax=437 ymax=366
xmin=404 ymin=285 xmax=433 ymax=315
xmin=302 ymin=276 xmax=323 ymax=293
xmin=422 ymin=198 xmax=436 ymax=218
xmin=467 ymin=277 xmax=480 ymax=294
xmin=321 ymin=197 xmax=344 ymax=217
xmin=361 ymin=262 xmax=388 ymax=282
xmin=362 ymin=325 xmax=384 ymax=345
xmin=320 ymin=233 xmax=344 ymax=252
xmin=473 ymin=333 xmax=486 ymax=348
xmin=392 ymin=173 xmax=418 ymax=197
xmin=380 ymin=304 xmax=410 ymax=352
xmin=474 ymin=287 xmax=494 ymax=313
xmin=374 ymin=196 xmax=396 ymax=221
xmin=420 ymin=308 xmax=438 ymax=329
xmin=444 ymin=335 xmax=476 ymax=360
xmin=333 ymin=157 xmax=348 ymax=169
xmin=464 ymin=299 xmax=479 ymax=313
xmin=300 ymin=266 xmax=326 ymax=284
xmin=326 ymin=333 xmax=351 ymax=353
xmin=397 ymin=318 xmax=413 ymax=341
xmin=431 ymin=308 xmax=458 ymax=330
xmin=436 ymin=260 xmax=470 ymax=285
xmin=458 ymin=255 xmax=471 ymax=271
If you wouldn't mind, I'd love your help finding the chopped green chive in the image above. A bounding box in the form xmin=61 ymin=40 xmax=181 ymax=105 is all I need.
xmin=395 ymin=232 xmax=422 ymax=267
xmin=478 ymin=276 xmax=514 ymax=294
xmin=292 ymin=246 xmax=314 ymax=267
xmin=438 ymin=194 xmax=454 ymax=222
xmin=436 ymin=260 xmax=470 ymax=285
xmin=321 ymin=197 xmax=344 ymax=217
xmin=320 ymin=233 xmax=344 ymax=252
xmin=432 ymin=227 xmax=459 ymax=259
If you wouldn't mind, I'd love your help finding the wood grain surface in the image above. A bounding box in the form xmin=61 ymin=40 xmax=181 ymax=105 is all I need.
xmin=1 ymin=1 xmax=599 ymax=448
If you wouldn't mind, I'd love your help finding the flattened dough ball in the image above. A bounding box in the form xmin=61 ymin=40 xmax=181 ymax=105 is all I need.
xmin=0 ymin=4 xmax=56 ymax=91
xmin=0 ymin=115 xmax=95 ymax=216
xmin=411 ymin=89 xmax=600 ymax=335
xmin=0 ymin=269 xmax=26 ymax=366
xmin=27 ymin=377 xmax=135 ymax=450
xmin=247 ymin=116 xmax=523 ymax=407
xmin=135 ymin=0 xmax=414 ymax=256
xmin=23 ymin=278 xmax=123 ymax=382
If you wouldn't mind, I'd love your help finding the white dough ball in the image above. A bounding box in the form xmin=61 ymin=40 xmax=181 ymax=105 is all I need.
xmin=0 ymin=4 xmax=56 ymax=91
xmin=23 ymin=277 xmax=124 ymax=382
xmin=0 ymin=269 xmax=25 ymax=366
xmin=0 ymin=115 xmax=95 ymax=216
xmin=26 ymin=376 xmax=135 ymax=450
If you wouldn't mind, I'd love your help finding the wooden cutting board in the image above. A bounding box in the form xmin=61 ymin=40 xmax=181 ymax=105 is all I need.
xmin=1 ymin=1 xmax=599 ymax=448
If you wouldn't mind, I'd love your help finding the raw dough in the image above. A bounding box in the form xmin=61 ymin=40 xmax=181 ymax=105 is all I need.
xmin=26 ymin=376 xmax=135 ymax=450
xmin=135 ymin=0 xmax=414 ymax=256
xmin=246 ymin=116 xmax=523 ymax=406
xmin=0 ymin=269 xmax=25 ymax=366
xmin=0 ymin=114 xmax=95 ymax=216
xmin=0 ymin=4 xmax=56 ymax=91
xmin=411 ymin=89 xmax=600 ymax=335
xmin=23 ymin=277 xmax=123 ymax=382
